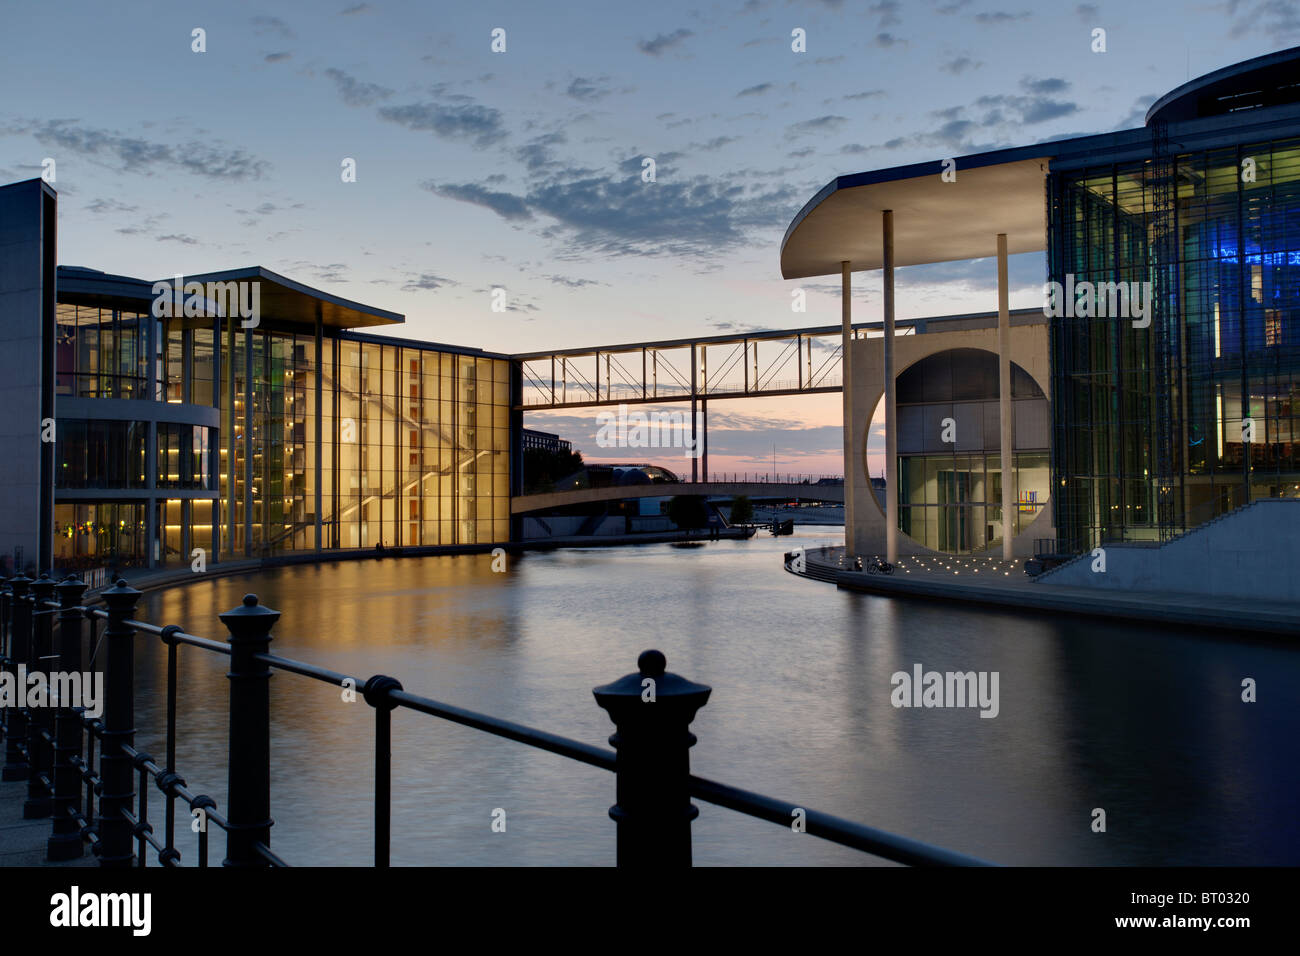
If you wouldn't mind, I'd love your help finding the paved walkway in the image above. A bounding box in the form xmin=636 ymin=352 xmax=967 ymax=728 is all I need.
xmin=794 ymin=547 xmax=1300 ymax=636
xmin=0 ymin=774 xmax=95 ymax=867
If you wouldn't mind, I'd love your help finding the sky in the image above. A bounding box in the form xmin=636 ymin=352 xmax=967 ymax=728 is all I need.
xmin=2 ymin=0 xmax=1296 ymax=476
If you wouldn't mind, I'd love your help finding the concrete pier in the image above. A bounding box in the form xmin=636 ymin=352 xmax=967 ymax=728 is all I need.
xmin=787 ymin=546 xmax=1300 ymax=636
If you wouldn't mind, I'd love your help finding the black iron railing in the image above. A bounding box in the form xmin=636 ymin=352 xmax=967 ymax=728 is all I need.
xmin=0 ymin=572 xmax=992 ymax=867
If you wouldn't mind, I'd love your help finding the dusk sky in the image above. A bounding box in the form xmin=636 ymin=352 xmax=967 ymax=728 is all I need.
xmin=2 ymin=1 xmax=1295 ymax=475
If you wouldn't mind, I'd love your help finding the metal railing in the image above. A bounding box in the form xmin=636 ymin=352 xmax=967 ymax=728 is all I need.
xmin=686 ymin=473 xmax=844 ymax=486
xmin=0 ymin=572 xmax=991 ymax=868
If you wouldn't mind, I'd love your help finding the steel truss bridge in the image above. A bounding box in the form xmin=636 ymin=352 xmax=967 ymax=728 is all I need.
xmin=510 ymin=308 xmax=1039 ymax=481
xmin=512 ymin=320 xmax=912 ymax=411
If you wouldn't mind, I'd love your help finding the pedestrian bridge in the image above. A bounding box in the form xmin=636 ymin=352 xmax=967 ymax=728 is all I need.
xmin=511 ymin=481 xmax=844 ymax=514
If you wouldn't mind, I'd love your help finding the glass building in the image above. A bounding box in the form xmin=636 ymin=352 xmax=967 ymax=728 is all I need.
xmin=895 ymin=348 xmax=1050 ymax=554
xmin=1048 ymin=49 xmax=1300 ymax=551
xmin=48 ymin=265 xmax=515 ymax=572
xmin=782 ymin=45 xmax=1300 ymax=560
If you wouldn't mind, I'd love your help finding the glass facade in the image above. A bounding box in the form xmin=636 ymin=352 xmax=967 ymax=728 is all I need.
xmin=55 ymin=303 xmax=150 ymax=399
xmin=218 ymin=331 xmax=512 ymax=556
xmin=53 ymin=503 xmax=148 ymax=571
xmin=52 ymin=281 xmax=514 ymax=570
xmin=1049 ymin=137 xmax=1300 ymax=551
xmin=893 ymin=349 xmax=1050 ymax=553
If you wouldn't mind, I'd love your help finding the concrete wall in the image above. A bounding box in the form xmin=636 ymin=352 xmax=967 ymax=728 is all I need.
xmin=846 ymin=319 xmax=1053 ymax=558
xmin=1038 ymin=499 xmax=1300 ymax=602
xmin=0 ymin=179 xmax=55 ymax=573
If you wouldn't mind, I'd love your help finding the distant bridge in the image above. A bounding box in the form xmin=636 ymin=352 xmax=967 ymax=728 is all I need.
xmin=511 ymin=481 xmax=844 ymax=514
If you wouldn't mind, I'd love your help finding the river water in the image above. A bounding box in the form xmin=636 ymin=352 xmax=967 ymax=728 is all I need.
xmin=129 ymin=527 xmax=1299 ymax=866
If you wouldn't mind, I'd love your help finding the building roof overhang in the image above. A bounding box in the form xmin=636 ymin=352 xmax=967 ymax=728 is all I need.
xmin=177 ymin=266 xmax=404 ymax=329
xmin=781 ymin=150 xmax=1054 ymax=280
xmin=57 ymin=265 xmax=404 ymax=330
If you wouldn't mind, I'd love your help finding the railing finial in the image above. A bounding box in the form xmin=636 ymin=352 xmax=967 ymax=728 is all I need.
xmin=594 ymin=650 xmax=711 ymax=867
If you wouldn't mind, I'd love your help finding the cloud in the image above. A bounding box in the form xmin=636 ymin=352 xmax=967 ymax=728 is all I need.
xmin=378 ymin=100 xmax=507 ymax=147
xmin=427 ymin=156 xmax=798 ymax=259
xmin=852 ymin=75 xmax=1079 ymax=154
xmin=157 ymin=234 xmax=199 ymax=245
xmin=84 ymin=197 xmax=138 ymax=214
xmin=341 ymin=3 xmax=371 ymax=13
xmin=873 ymin=32 xmax=903 ymax=48
xmin=869 ymin=1 xmax=902 ymax=27
xmin=637 ymin=28 xmax=693 ymax=56
xmin=325 ymin=68 xmax=393 ymax=106
xmin=691 ymin=136 xmax=739 ymax=151
xmin=1020 ymin=76 xmax=1069 ymax=95
xmin=1076 ymin=3 xmax=1099 ymax=17
xmin=515 ymin=131 xmax=569 ymax=173
xmin=402 ymin=273 xmax=458 ymax=292
xmin=264 ymin=52 xmax=292 ymax=63
xmin=543 ymin=274 xmax=602 ymax=288
xmin=737 ymin=82 xmax=774 ymax=97
xmin=1227 ymin=0 xmax=1300 ymax=41
xmin=4 ymin=120 xmax=269 ymax=181
xmin=423 ymin=181 xmax=534 ymax=221
xmin=1115 ymin=94 xmax=1160 ymax=129
xmin=937 ymin=0 xmax=972 ymax=11
xmin=785 ymin=115 xmax=848 ymax=138
xmin=974 ymin=11 xmax=1031 ymax=24
xmin=941 ymin=56 xmax=981 ymax=74
xmin=844 ymin=89 xmax=886 ymax=100
xmin=566 ymin=76 xmax=614 ymax=102
xmin=284 ymin=260 xmax=349 ymax=282
xmin=251 ymin=16 xmax=294 ymax=38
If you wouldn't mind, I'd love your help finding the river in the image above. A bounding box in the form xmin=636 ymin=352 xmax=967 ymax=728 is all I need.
xmin=128 ymin=527 xmax=1300 ymax=866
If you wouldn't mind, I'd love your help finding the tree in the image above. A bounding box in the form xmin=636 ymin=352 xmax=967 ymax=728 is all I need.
xmin=523 ymin=447 xmax=585 ymax=494
xmin=668 ymin=495 xmax=710 ymax=533
xmin=729 ymin=495 xmax=753 ymax=525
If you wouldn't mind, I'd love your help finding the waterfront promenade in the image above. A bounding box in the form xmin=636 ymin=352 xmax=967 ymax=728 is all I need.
xmin=790 ymin=547 xmax=1300 ymax=636
xmin=0 ymin=776 xmax=94 ymax=867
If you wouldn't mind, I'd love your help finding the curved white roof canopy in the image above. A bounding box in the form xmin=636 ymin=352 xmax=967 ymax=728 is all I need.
xmin=781 ymin=153 xmax=1052 ymax=280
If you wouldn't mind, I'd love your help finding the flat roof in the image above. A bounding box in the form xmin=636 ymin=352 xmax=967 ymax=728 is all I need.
xmin=780 ymin=148 xmax=1053 ymax=279
xmin=57 ymin=264 xmax=405 ymax=330
xmin=179 ymin=266 xmax=403 ymax=329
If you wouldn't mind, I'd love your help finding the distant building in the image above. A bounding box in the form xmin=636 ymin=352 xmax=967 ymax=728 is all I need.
xmin=522 ymin=429 xmax=572 ymax=454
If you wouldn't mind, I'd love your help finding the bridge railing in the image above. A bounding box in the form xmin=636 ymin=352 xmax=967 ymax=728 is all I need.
xmin=681 ymin=473 xmax=844 ymax=486
xmin=0 ymin=572 xmax=990 ymax=868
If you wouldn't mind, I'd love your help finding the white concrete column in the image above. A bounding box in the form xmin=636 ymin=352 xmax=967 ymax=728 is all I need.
xmin=883 ymin=210 xmax=898 ymax=563
xmin=841 ymin=261 xmax=855 ymax=556
xmin=997 ymin=232 xmax=1014 ymax=561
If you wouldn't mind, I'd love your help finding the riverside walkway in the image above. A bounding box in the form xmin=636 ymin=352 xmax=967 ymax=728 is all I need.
xmin=788 ymin=546 xmax=1300 ymax=636
xmin=0 ymin=777 xmax=95 ymax=867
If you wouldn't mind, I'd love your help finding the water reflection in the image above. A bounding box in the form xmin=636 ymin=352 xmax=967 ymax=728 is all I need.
xmin=125 ymin=529 xmax=1300 ymax=866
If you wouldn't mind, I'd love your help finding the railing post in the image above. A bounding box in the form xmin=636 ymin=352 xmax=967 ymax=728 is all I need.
xmin=2 ymin=574 xmax=33 ymax=782
xmin=219 ymin=594 xmax=278 ymax=867
xmin=24 ymin=572 xmax=56 ymax=818
xmin=49 ymin=575 xmax=88 ymax=861
xmin=363 ymin=674 xmax=403 ymax=867
xmin=98 ymin=579 xmax=141 ymax=867
xmin=593 ymin=649 xmax=711 ymax=867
